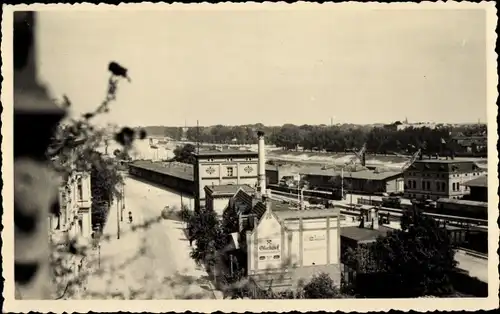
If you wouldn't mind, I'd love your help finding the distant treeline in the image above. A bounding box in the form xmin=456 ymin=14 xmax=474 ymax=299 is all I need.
xmin=141 ymin=122 xmax=487 ymax=156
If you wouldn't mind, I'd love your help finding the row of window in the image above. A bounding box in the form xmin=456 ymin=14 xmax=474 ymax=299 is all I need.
xmin=406 ymin=172 xmax=482 ymax=178
xmin=406 ymin=193 xmax=461 ymax=200
xmin=205 ymin=158 xmax=254 ymax=162
xmin=406 ymin=180 xmax=468 ymax=193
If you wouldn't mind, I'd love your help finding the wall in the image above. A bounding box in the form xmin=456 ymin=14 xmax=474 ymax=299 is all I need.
xmin=279 ymin=215 xmax=340 ymax=270
xmin=196 ymin=156 xmax=258 ymax=202
xmin=213 ymin=197 xmax=231 ymax=216
xmin=404 ymin=163 xmax=484 ymax=200
xmin=248 ymin=211 xmax=284 ymax=274
xmin=385 ymin=178 xmax=404 ymax=194
xmin=302 ymin=219 xmax=328 ymax=266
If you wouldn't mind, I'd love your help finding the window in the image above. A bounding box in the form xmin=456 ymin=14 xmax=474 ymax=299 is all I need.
xmin=452 ymin=183 xmax=456 ymax=191
xmin=442 ymin=182 xmax=446 ymax=191
xmin=77 ymin=178 xmax=83 ymax=201
xmin=227 ymin=167 xmax=234 ymax=177
xmin=427 ymin=181 xmax=431 ymax=190
xmin=457 ymin=182 xmax=460 ymax=190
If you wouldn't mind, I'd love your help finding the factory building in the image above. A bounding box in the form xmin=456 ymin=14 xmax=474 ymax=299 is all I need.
xmin=403 ymin=159 xmax=485 ymax=201
xmin=224 ymin=189 xmax=342 ymax=294
xmin=219 ymin=132 xmax=342 ymax=295
xmin=205 ymin=184 xmax=256 ymax=216
xmin=193 ymin=149 xmax=260 ymax=210
xmin=300 ymin=168 xmax=404 ymax=195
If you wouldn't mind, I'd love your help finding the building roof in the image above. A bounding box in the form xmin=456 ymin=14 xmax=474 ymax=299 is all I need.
xmin=340 ymin=225 xmax=393 ymax=243
xmin=129 ymin=160 xmax=194 ymax=181
xmin=230 ymin=190 xmax=340 ymax=229
xmin=464 ymin=175 xmax=488 ymax=188
xmin=414 ymin=159 xmax=476 ymax=164
xmin=407 ymin=159 xmax=483 ymax=173
xmin=299 ymin=167 xmax=402 ymax=181
xmin=193 ymin=150 xmax=258 ymax=158
xmin=205 ymin=184 xmax=256 ymax=197
xmin=273 ymin=207 xmax=340 ymax=221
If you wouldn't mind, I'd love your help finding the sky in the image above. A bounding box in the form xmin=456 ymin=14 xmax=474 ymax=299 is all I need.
xmin=35 ymin=7 xmax=488 ymax=127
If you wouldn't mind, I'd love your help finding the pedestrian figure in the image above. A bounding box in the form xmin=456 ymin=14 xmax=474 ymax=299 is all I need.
xmin=128 ymin=211 xmax=133 ymax=224
xmin=188 ymin=228 xmax=193 ymax=246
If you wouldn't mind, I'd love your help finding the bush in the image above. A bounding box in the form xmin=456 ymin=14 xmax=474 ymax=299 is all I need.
xmin=302 ymin=272 xmax=342 ymax=299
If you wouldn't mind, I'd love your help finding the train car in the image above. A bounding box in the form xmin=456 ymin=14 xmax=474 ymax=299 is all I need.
xmin=434 ymin=198 xmax=488 ymax=220
xmin=267 ymin=184 xmax=344 ymax=201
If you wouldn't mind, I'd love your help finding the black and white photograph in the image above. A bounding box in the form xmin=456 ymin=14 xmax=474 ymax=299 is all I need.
xmin=2 ymin=2 xmax=498 ymax=312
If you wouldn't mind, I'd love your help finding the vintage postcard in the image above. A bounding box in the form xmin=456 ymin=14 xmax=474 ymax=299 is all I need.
xmin=1 ymin=2 xmax=498 ymax=312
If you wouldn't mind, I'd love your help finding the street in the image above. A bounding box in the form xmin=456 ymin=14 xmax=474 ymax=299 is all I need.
xmin=78 ymin=176 xmax=218 ymax=299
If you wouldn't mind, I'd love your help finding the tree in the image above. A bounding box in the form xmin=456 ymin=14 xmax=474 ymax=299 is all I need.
xmin=188 ymin=208 xmax=227 ymax=266
xmin=302 ymin=272 xmax=342 ymax=299
xmin=172 ymin=143 xmax=196 ymax=164
xmin=349 ymin=208 xmax=458 ymax=298
xmin=45 ymin=61 xmax=150 ymax=299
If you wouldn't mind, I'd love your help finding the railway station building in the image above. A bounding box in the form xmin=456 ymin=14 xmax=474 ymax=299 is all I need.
xmin=403 ymin=159 xmax=485 ymax=201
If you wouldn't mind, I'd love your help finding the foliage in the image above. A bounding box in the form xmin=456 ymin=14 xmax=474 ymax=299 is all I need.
xmin=302 ymin=272 xmax=343 ymax=299
xmin=172 ymin=143 xmax=197 ymax=164
xmin=179 ymin=122 xmax=486 ymax=156
xmin=345 ymin=208 xmax=458 ymax=298
xmin=188 ymin=207 xmax=228 ymax=267
xmin=47 ymin=61 xmax=149 ymax=299
xmin=178 ymin=204 xmax=193 ymax=222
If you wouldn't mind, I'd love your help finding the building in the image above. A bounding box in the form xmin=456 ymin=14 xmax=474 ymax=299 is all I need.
xmin=300 ymin=167 xmax=404 ymax=194
xmin=404 ymin=159 xmax=485 ymax=201
xmin=224 ymin=189 xmax=342 ymax=294
xmin=463 ymin=175 xmax=488 ymax=202
xmin=50 ymin=171 xmax=93 ymax=239
xmin=193 ymin=132 xmax=266 ymax=210
xmin=265 ymin=164 xmax=301 ymax=186
xmin=452 ymin=136 xmax=487 ymax=154
xmin=128 ymin=160 xmax=195 ymax=194
xmin=205 ymin=184 xmax=256 ymax=216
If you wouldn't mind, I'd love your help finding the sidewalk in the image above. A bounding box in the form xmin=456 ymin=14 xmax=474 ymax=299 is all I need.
xmin=165 ymin=218 xmax=225 ymax=300
xmin=79 ymin=199 xmax=148 ymax=299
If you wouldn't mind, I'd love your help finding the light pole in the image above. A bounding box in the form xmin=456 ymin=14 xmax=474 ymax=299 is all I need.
xmin=117 ymin=198 xmax=120 ymax=239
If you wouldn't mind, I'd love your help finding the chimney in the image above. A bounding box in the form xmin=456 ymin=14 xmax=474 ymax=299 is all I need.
xmin=257 ymin=130 xmax=266 ymax=196
xmin=371 ymin=207 xmax=379 ymax=230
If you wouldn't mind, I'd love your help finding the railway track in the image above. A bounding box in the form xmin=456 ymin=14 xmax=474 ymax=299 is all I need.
xmin=267 ymin=186 xmax=488 ymax=228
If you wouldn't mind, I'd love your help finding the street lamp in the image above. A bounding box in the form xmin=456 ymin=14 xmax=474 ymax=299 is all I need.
xmin=117 ymin=199 xmax=120 ymax=239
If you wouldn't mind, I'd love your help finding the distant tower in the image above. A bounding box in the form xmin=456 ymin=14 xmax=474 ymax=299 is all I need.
xmin=404 ymin=117 xmax=408 ymax=124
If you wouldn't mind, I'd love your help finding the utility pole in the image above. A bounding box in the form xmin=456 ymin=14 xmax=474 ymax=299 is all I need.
xmin=117 ymin=198 xmax=120 ymax=239
xmin=122 ymin=183 xmax=125 ymax=209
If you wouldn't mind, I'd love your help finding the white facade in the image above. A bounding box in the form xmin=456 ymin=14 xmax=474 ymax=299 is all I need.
xmin=50 ymin=171 xmax=93 ymax=239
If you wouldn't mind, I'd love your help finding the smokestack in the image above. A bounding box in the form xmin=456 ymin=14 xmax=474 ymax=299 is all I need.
xmin=257 ymin=130 xmax=266 ymax=196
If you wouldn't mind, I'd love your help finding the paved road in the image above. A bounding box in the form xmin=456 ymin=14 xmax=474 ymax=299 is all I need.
xmin=79 ymin=177 xmax=216 ymax=299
